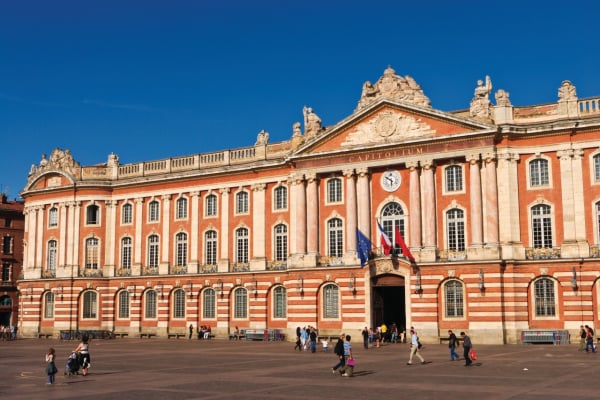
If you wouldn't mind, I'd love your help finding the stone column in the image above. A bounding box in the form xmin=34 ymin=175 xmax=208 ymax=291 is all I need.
xmin=58 ymin=203 xmax=67 ymax=269
xmin=343 ymin=168 xmax=358 ymax=263
xmin=189 ymin=191 xmax=200 ymax=274
xmin=35 ymin=206 xmax=44 ymax=270
xmin=496 ymin=151 xmax=524 ymax=259
xmin=356 ymin=167 xmax=371 ymax=239
xmin=25 ymin=207 xmax=37 ymax=269
xmin=305 ymin=171 xmax=318 ymax=266
xmin=134 ymin=198 xmax=144 ymax=275
xmin=289 ymin=173 xmax=306 ymax=267
xmin=72 ymin=202 xmax=81 ymax=274
xmin=218 ymin=188 xmax=230 ymax=273
xmin=571 ymin=149 xmax=589 ymax=254
xmin=467 ymin=154 xmax=484 ymax=258
xmin=65 ymin=202 xmax=75 ymax=270
xmin=559 ymin=149 xmax=589 ymax=257
xmin=251 ymin=183 xmax=266 ymax=271
xmin=160 ymin=194 xmax=171 ymax=275
xmin=104 ymin=200 xmax=117 ymax=277
xmin=420 ymin=159 xmax=437 ymax=261
xmin=407 ymin=160 xmax=422 ymax=249
xmin=483 ymin=153 xmax=500 ymax=256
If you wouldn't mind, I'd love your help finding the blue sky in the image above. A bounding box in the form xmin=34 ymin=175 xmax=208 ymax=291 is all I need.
xmin=2 ymin=0 xmax=600 ymax=199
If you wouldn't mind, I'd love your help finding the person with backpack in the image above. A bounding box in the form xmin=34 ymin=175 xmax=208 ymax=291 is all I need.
xmin=584 ymin=325 xmax=596 ymax=353
xmin=331 ymin=333 xmax=346 ymax=375
xmin=448 ymin=330 xmax=460 ymax=361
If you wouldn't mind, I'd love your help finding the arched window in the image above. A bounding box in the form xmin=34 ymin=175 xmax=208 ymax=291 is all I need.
xmin=205 ymin=194 xmax=217 ymax=217
xmin=446 ymin=208 xmax=465 ymax=251
xmin=173 ymin=289 xmax=186 ymax=318
xmin=236 ymin=191 xmax=249 ymax=214
xmin=176 ymin=197 xmax=188 ymax=219
xmin=234 ymin=288 xmax=248 ymax=319
xmin=120 ymin=237 xmax=132 ymax=269
xmin=274 ymin=186 xmax=287 ymax=210
xmin=175 ymin=232 xmax=188 ymax=266
xmin=205 ymin=230 xmax=217 ymax=265
xmin=273 ymin=286 xmax=287 ymax=318
xmin=444 ymin=280 xmax=464 ymax=318
xmin=327 ymin=178 xmax=342 ymax=203
xmin=44 ymin=292 xmax=55 ymax=319
xmin=532 ymin=204 xmax=552 ymax=248
xmin=122 ymin=203 xmax=133 ymax=224
xmin=327 ymin=218 xmax=343 ymax=257
xmin=534 ymin=278 xmax=556 ymax=317
xmin=47 ymin=240 xmax=57 ymax=271
xmin=118 ymin=291 xmax=130 ymax=319
xmin=86 ymin=204 xmax=100 ymax=225
xmin=445 ymin=165 xmax=463 ymax=192
xmin=529 ymin=158 xmax=549 ymax=187
xmin=145 ymin=290 xmax=157 ymax=319
xmin=203 ymin=288 xmax=216 ymax=319
xmin=381 ymin=202 xmax=408 ymax=256
xmin=147 ymin=235 xmax=159 ymax=268
xmin=148 ymin=200 xmax=160 ymax=222
xmin=323 ymin=284 xmax=339 ymax=318
xmin=48 ymin=207 xmax=58 ymax=227
xmin=274 ymin=224 xmax=288 ymax=261
xmin=235 ymin=228 xmax=249 ymax=263
xmin=85 ymin=238 xmax=99 ymax=269
xmin=82 ymin=291 xmax=97 ymax=319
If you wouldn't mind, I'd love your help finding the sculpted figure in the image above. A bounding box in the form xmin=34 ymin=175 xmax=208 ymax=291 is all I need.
xmin=292 ymin=122 xmax=302 ymax=137
xmin=470 ymin=75 xmax=493 ymax=118
xmin=558 ymin=80 xmax=577 ymax=101
xmin=494 ymin=89 xmax=511 ymax=106
xmin=255 ymin=130 xmax=269 ymax=145
xmin=39 ymin=153 xmax=48 ymax=167
xmin=303 ymin=106 xmax=322 ymax=137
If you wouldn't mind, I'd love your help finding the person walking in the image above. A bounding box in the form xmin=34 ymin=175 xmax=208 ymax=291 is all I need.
xmin=309 ymin=328 xmax=318 ymax=353
xmin=340 ymin=335 xmax=354 ymax=377
xmin=448 ymin=330 xmax=460 ymax=361
xmin=461 ymin=331 xmax=473 ymax=366
xmin=584 ymin=325 xmax=596 ymax=353
xmin=361 ymin=327 xmax=369 ymax=349
xmin=331 ymin=333 xmax=346 ymax=374
xmin=406 ymin=328 xmax=425 ymax=365
xmin=578 ymin=325 xmax=586 ymax=351
xmin=73 ymin=334 xmax=91 ymax=376
xmin=45 ymin=347 xmax=57 ymax=385
xmin=189 ymin=324 xmax=193 ymax=340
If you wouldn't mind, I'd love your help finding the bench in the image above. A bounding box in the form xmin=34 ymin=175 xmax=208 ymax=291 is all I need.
xmin=38 ymin=333 xmax=53 ymax=339
xmin=167 ymin=333 xmax=186 ymax=339
xmin=230 ymin=330 xmax=245 ymax=340
xmin=113 ymin=332 xmax=129 ymax=338
xmin=139 ymin=333 xmax=156 ymax=339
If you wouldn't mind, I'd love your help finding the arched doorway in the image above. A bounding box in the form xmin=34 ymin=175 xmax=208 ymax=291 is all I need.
xmin=371 ymin=274 xmax=406 ymax=333
xmin=0 ymin=295 xmax=12 ymax=327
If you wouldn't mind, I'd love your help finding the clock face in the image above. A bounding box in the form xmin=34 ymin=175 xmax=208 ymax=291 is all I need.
xmin=381 ymin=170 xmax=401 ymax=192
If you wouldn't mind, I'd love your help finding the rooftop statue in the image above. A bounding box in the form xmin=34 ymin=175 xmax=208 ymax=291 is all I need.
xmin=558 ymin=80 xmax=577 ymax=102
xmin=356 ymin=66 xmax=431 ymax=110
xmin=470 ymin=75 xmax=493 ymax=119
xmin=303 ymin=106 xmax=322 ymax=138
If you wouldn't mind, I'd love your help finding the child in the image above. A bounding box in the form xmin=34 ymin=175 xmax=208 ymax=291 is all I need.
xmin=45 ymin=347 xmax=57 ymax=384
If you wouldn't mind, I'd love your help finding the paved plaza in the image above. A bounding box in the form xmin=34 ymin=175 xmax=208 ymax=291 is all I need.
xmin=1 ymin=337 xmax=599 ymax=400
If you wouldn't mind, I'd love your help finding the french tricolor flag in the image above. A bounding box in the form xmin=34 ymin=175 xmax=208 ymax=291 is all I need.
xmin=377 ymin=220 xmax=392 ymax=255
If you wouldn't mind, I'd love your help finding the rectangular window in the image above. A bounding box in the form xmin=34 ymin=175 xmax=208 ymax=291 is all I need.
xmin=205 ymin=195 xmax=217 ymax=217
xmin=145 ymin=291 xmax=157 ymax=319
xmin=44 ymin=293 xmax=55 ymax=319
xmin=1 ymin=263 xmax=10 ymax=282
xmin=327 ymin=178 xmax=342 ymax=203
xmin=3 ymin=236 xmax=13 ymax=254
xmin=48 ymin=208 xmax=58 ymax=227
xmin=203 ymin=290 xmax=216 ymax=319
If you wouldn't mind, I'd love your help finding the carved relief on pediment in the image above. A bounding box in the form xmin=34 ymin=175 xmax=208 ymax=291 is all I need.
xmin=341 ymin=111 xmax=435 ymax=147
xmin=28 ymin=148 xmax=80 ymax=181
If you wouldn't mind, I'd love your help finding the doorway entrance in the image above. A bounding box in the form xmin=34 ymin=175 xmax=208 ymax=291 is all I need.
xmin=371 ymin=274 xmax=406 ymax=333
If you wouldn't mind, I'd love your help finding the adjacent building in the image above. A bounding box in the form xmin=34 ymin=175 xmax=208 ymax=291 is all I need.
xmin=18 ymin=67 xmax=600 ymax=343
xmin=0 ymin=194 xmax=24 ymax=330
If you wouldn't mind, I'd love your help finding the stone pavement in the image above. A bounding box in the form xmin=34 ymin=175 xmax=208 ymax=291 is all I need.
xmin=1 ymin=337 xmax=599 ymax=400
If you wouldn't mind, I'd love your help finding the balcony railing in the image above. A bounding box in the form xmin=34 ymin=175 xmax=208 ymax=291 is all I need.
xmin=199 ymin=264 xmax=218 ymax=274
xmin=266 ymin=260 xmax=287 ymax=271
xmin=231 ymin=262 xmax=249 ymax=272
xmin=81 ymin=268 xmax=103 ymax=278
xmin=525 ymin=247 xmax=561 ymax=260
xmin=116 ymin=268 xmax=132 ymax=277
xmin=41 ymin=270 xmax=56 ymax=279
xmin=317 ymin=256 xmax=343 ymax=267
xmin=169 ymin=265 xmax=188 ymax=275
xmin=590 ymin=245 xmax=600 ymax=258
xmin=142 ymin=266 xmax=159 ymax=276
xmin=438 ymin=250 xmax=466 ymax=262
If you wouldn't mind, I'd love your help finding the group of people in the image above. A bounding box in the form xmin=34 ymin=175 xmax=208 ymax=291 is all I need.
xmin=294 ymin=326 xmax=318 ymax=353
xmin=407 ymin=328 xmax=474 ymax=367
xmin=0 ymin=324 xmax=17 ymax=340
xmin=579 ymin=325 xmax=596 ymax=353
xmin=361 ymin=323 xmax=404 ymax=349
xmin=44 ymin=335 xmax=91 ymax=385
xmin=190 ymin=324 xmax=212 ymax=340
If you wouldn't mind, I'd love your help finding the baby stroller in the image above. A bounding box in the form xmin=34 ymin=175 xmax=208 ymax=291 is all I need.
xmin=65 ymin=352 xmax=81 ymax=376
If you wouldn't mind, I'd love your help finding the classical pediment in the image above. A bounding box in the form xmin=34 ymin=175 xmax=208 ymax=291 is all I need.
xmin=341 ymin=110 xmax=436 ymax=147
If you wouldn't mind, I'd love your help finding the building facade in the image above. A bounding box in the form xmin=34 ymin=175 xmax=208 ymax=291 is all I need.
xmin=1 ymin=194 xmax=24 ymax=330
xmin=18 ymin=67 xmax=600 ymax=343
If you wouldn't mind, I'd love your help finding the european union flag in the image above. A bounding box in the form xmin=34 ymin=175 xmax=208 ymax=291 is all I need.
xmin=356 ymin=229 xmax=372 ymax=267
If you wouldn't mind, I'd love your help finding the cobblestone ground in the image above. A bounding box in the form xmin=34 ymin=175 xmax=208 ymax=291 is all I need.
xmin=1 ymin=338 xmax=599 ymax=400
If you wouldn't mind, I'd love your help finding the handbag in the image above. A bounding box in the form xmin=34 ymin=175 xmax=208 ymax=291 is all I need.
xmin=347 ymin=358 xmax=356 ymax=367
xmin=469 ymin=348 xmax=477 ymax=361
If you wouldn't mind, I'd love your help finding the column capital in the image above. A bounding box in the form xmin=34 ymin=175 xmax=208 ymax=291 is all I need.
xmin=105 ymin=200 xmax=118 ymax=208
xmin=161 ymin=194 xmax=171 ymax=201
xmin=219 ymin=187 xmax=231 ymax=195
xmin=405 ymin=160 xmax=419 ymax=170
xmin=342 ymin=168 xmax=355 ymax=178
xmin=305 ymin=171 xmax=318 ymax=183
xmin=466 ymin=153 xmax=481 ymax=164
xmin=356 ymin=166 xmax=370 ymax=177
xmin=420 ymin=159 xmax=435 ymax=170
xmin=190 ymin=191 xmax=200 ymax=198
xmin=251 ymin=183 xmax=266 ymax=192
xmin=134 ymin=197 xmax=145 ymax=204
xmin=497 ymin=151 xmax=520 ymax=163
xmin=557 ymin=149 xmax=574 ymax=161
